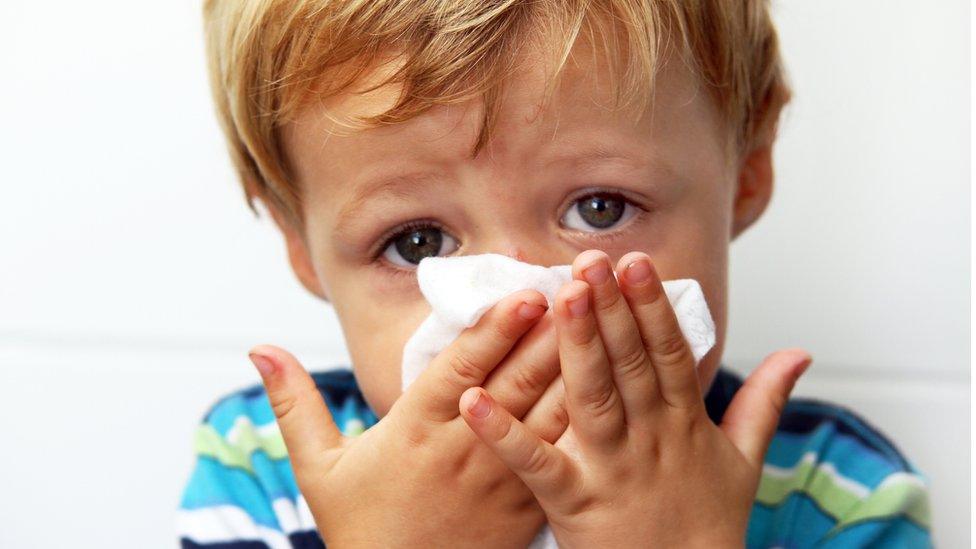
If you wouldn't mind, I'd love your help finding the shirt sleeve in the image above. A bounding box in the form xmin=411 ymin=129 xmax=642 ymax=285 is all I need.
xmin=815 ymin=470 xmax=932 ymax=548
xmin=176 ymin=385 xmax=323 ymax=549
xmin=747 ymin=399 xmax=933 ymax=548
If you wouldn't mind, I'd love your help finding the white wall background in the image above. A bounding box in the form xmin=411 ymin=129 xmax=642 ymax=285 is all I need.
xmin=0 ymin=1 xmax=969 ymax=547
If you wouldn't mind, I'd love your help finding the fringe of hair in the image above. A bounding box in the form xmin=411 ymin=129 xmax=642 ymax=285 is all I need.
xmin=203 ymin=0 xmax=790 ymax=224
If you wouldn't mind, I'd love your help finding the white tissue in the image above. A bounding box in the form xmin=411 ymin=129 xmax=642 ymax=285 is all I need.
xmin=401 ymin=253 xmax=716 ymax=390
xmin=399 ymin=253 xmax=716 ymax=548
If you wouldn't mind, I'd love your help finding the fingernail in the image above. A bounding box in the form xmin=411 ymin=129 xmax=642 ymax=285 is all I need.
xmin=518 ymin=302 xmax=547 ymax=320
xmin=468 ymin=391 xmax=491 ymax=418
xmin=625 ymin=258 xmax=652 ymax=285
xmin=567 ymin=292 xmax=589 ymax=318
xmin=583 ymin=260 xmax=610 ymax=285
xmin=795 ymin=355 xmax=813 ymax=376
xmin=249 ymin=353 xmax=275 ymax=379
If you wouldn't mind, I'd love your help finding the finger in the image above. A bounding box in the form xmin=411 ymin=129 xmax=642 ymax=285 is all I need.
xmin=721 ymin=349 xmax=812 ymax=468
xmin=618 ymin=252 xmax=702 ymax=410
xmin=573 ymin=250 xmax=656 ymax=419
xmin=403 ymin=289 xmax=549 ymax=423
xmin=482 ymin=312 xmax=560 ymax=419
xmin=249 ymin=345 xmax=343 ymax=472
xmin=459 ymin=387 xmax=577 ymax=505
xmin=522 ymin=375 xmax=569 ymax=444
xmin=554 ymin=280 xmax=626 ymax=450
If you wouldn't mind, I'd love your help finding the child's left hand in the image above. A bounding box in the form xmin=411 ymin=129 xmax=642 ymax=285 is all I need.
xmin=459 ymin=250 xmax=812 ymax=548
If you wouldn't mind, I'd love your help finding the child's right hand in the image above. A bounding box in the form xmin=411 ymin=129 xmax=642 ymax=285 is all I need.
xmin=248 ymin=290 xmax=566 ymax=548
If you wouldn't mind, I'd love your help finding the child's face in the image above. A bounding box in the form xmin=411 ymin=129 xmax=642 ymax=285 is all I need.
xmin=277 ymin=51 xmax=773 ymax=417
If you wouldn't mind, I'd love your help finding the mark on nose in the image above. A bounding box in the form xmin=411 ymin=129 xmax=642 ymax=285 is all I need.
xmin=506 ymin=247 xmax=525 ymax=262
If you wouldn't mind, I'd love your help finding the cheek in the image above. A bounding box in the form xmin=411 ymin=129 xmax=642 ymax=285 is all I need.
xmin=608 ymin=187 xmax=732 ymax=388
xmin=659 ymin=190 xmax=731 ymax=391
xmin=328 ymin=275 xmax=432 ymax=417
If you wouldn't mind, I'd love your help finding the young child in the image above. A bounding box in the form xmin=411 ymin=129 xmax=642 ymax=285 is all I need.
xmin=178 ymin=1 xmax=932 ymax=547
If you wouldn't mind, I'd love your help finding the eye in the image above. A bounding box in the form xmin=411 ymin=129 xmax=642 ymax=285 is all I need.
xmin=381 ymin=225 xmax=460 ymax=267
xmin=561 ymin=192 xmax=636 ymax=232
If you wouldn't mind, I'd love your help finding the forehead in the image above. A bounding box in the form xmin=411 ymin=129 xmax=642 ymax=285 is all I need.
xmin=281 ymin=47 xmax=724 ymax=195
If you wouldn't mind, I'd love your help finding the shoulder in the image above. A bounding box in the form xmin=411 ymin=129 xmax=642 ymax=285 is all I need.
xmin=201 ymin=369 xmax=377 ymax=437
xmin=755 ymin=394 xmax=931 ymax=546
xmin=707 ymin=370 xmax=932 ymax=547
xmin=177 ymin=368 xmax=376 ymax=548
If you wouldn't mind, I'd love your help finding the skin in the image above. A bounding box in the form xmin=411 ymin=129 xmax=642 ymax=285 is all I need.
xmin=458 ymin=251 xmax=811 ymax=547
xmin=249 ymin=43 xmax=809 ymax=546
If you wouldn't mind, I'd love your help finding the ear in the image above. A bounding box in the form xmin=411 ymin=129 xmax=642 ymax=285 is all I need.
xmin=731 ymin=141 xmax=775 ymax=239
xmin=264 ymin=202 xmax=329 ymax=301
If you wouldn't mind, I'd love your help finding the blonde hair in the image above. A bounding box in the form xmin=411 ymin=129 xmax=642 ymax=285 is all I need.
xmin=203 ymin=0 xmax=791 ymax=224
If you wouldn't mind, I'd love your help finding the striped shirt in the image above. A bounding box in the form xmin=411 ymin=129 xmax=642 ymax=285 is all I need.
xmin=178 ymin=369 xmax=932 ymax=548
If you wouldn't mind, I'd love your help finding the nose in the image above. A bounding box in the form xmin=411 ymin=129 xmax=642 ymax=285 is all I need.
xmin=478 ymin=239 xmax=570 ymax=268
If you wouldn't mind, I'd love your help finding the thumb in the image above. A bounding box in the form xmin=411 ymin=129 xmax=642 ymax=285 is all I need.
xmin=720 ymin=349 xmax=812 ymax=468
xmin=249 ymin=345 xmax=344 ymax=471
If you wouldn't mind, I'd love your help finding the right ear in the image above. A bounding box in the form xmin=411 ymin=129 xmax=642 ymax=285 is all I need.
xmin=264 ymin=200 xmax=329 ymax=301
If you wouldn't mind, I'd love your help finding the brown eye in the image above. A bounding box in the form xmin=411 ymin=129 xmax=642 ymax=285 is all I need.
xmin=562 ymin=193 xmax=634 ymax=232
xmin=382 ymin=226 xmax=459 ymax=267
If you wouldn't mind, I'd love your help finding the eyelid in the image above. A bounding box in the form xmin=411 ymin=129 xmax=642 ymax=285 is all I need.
xmin=372 ymin=220 xmax=466 ymax=272
xmin=557 ymin=197 xmax=649 ymax=249
xmin=369 ymin=187 xmax=646 ymax=269
xmin=556 ymin=186 xmax=651 ymax=223
xmin=370 ymin=219 xmax=446 ymax=259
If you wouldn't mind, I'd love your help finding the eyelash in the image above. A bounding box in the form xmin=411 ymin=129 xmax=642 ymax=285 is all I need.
xmin=370 ymin=187 xmax=651 ymax=275
xmin=557 ymin=187 xmax=650 ymax=230
xmin=371 ymin=219 xmax=455 ymax=275
xmin=563 ymin=212 xmax=647 ymax=250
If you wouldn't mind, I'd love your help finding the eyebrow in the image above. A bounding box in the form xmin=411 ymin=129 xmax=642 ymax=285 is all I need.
xmin=547 ymin=145 xmax=691 ymax=207
xmin=543 ymin=141 xmax=649 ymax=172
xmin=334 ymin=142 xmax=657 ymax=234
xmin=335 ymin=170 xmax=442 ymax=230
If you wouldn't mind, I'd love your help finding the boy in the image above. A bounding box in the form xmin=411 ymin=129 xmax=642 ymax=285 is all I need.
xmin=178 ymin=0 xmax=931 ymax=547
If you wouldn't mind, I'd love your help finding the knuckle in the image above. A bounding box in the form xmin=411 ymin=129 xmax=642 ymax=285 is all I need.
xmin=268 ymin=391 xmax=300 ymax=422
xmin=482 ymin=472 xmax=506 ymax=495
xmin=452 ymin=439 xmax=480 ymax=474
xmin=493 ymin=412 xmax=516 ymax=443
xmin=629 ymin=276 xmax=665 ymax=305
xmin=593 ymin=287 xmax=623 ymax=313
xmin=657 ymin=414 xmax=698 ymax=457
xmin=512 ymin=361 xmax=549 ymax=397
xmin=512 ymin=493 xmax=539 ymax=514
xmin=565 ymin=491 xmax=599 ymax=517
xmin=403 ymin=428 xmax=429 ymax=450
xmin=447 ymin=351 xmax=486 ymax=385
xmin=549 ymin=397 xmax=569 ymax=429
xmin=653 ymin=330 xmax=692 ymax=368
xmin=570 ymin=323 xmax=602 ymax=349
xmin=522 ymin=444 xmax=552 ymax=476
xmin=614 ymin=344 xmax=649 ymax=381
xmin=607 ymin=460 xmax=635 ymax=484
xmin=488 ymin=313 xmax=522 ymax=343
xmin=674 ymin=409 xmax=704 ymax=436
xmin=580 ymin=382 xmax=618 ymax=419
xmin=390 ymin=408 xmax=429 ymax=448
xmin=645 ymin=436 xmax=663 ymax=462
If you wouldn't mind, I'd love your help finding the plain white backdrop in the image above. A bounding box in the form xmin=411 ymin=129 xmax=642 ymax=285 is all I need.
xmin=0 ymin=0 xmax=969 ymax=547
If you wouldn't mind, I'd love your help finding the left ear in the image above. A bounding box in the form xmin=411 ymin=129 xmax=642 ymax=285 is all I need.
xmin=264 ymin=201 xmax=330 ymax=302
xmin=731 ymin=141 xmax=775 ymax=239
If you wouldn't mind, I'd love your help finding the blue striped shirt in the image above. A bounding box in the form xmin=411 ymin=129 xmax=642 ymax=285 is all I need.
xmin=178 ymin=369 xmax=931 ymax=548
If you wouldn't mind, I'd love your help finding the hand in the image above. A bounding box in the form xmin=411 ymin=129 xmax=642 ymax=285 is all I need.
xmin=459 ymin=250 xmax=812 ymax=548
xmin=249 ymin=290 xmax=570 ymax=548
